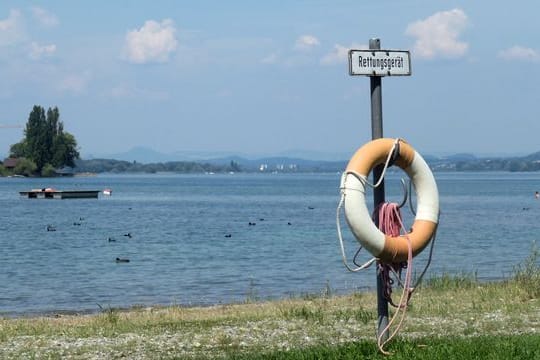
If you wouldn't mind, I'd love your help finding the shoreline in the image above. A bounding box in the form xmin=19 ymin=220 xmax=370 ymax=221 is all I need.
xmin=0 ymin=275 xmax=514 ymax=320
xmin=1 ymin=276 xmax=538 ymax=359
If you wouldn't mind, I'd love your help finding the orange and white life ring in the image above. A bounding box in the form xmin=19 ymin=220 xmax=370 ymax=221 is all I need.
xmin=341 ymin=138 xmax=439 ymax=263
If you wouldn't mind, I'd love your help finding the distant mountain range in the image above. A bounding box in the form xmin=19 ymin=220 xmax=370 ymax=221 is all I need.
xmin=85 ymin=146 xmax=351 ymax=163
xmin=78 ymin=147 xmax=540 ymax=173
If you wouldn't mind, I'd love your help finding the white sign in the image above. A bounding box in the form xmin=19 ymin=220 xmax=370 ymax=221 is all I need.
xmin=349 ymin=50 xmax=411 ymax=76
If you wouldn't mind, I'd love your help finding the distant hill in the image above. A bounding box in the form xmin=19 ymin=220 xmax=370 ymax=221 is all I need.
xmin=74 ymin=156 xmax=346 ymax=174
xmin=90 ymin=146 xmax=181 ymax=163
xmin=202 ymin=155 xmax=346 ymax=172
xmin=523 ymin=151 xmax=540 ymax=161
xmin=85 ymin=147 xmax=351 ymax=164
xmin=77 ymin=147 xmax=540 ymax=173
xmin=442 ymin=153 xmax=477 ymax=161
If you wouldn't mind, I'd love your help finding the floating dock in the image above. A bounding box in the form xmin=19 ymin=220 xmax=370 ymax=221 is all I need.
xmin=20 ymin=188 xmax=100 ymax=199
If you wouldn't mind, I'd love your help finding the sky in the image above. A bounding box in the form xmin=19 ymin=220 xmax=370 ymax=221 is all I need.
xmin=1 ymin=1 xmax=540 ymax=160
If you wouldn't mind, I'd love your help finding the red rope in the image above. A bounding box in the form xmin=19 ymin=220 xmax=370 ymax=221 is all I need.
xmin=374 ymin=202 xmax=414 ymax=355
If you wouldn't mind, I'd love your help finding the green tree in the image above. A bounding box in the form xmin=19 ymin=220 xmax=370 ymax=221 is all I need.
xmin=24 ymin=105 xmax=47 ymax=171
xmin=13 ymin=158 xmax=37 ymax=176
xmin=52 ymin=132 xmax=79 ymax=168
xmin=41 ymin=163 xmax=56 ymax=177
xmin=9 ymin=141 xmax=27 ymax=158
xmin=9 ymin=105 xmax=80 ymax=174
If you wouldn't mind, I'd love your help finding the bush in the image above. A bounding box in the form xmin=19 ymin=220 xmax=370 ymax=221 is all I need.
xmin=41 ymin=163 xmax=56 ymax=177
xmin=13 ymin=158 xmax=37 ymax=176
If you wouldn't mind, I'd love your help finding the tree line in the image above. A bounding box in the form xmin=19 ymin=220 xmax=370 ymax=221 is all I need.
xmin=74 ymin=159 xmax=241 ymax=174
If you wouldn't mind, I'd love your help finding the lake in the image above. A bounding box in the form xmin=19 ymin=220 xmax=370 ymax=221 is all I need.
xmin=1 ymin=171 xmax=538 ymax=316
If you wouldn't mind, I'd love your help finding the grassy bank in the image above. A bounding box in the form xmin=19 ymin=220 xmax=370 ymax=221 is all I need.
xmin=0 ymin=271 xmax=538 ymax=359
xmin=1 ymin=248 xmax=539 ymax=359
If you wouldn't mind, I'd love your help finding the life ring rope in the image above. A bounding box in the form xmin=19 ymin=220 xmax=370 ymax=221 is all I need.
xmin=336 ymin=192 xmax=377 ymax=272
xmin=336 ymin=138 xmax=403 ymax=271
xmin=342 ymin=137 xmax=402 ymax=190
xmin=340 ymin=138 xmax=439 ymax=263
xmin=336 ymin=173 xmax=439 ymax=280
xmin=337 ymin=137 xmax=439 ymax=264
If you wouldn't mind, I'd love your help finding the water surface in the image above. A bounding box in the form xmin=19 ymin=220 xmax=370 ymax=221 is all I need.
xmin=0 ymin=172 xmax=538 ymax=316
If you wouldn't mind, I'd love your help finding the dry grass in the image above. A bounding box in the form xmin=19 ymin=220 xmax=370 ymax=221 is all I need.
xmin=0 ymin=279 xmax=539 ymax=359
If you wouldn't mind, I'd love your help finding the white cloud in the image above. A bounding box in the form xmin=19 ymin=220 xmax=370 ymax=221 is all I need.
xmin=320 ymin=43 xmax=365 ymax=65
xmin=29 ymin=41 xmax=56 ymax=60
xmin=498 ymin=46 xmax=540 ymax=62
xmin=0 ymin=9 xmax=25 ymax=46
xmin=30 ymin=7 xmax=58 ymax=28
xmin=294 ymin=35 xmax=320 ymax=51
xmin=124 ymin=19 xmax=178 ymax=64
xmin=406 ymin=8 xmax=468 ymax=59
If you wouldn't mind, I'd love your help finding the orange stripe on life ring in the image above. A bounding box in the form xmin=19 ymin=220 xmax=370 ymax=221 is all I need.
xmin=343 ymin=138 xmax=439 ymax=263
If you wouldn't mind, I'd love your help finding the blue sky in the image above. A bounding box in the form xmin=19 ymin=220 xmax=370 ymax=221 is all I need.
xmin=1 ymin=1 xmax=539 ymax=159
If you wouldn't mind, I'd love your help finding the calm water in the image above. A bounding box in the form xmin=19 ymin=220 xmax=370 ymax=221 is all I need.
xmin=1 ymin=172 xmax=539 ymax=316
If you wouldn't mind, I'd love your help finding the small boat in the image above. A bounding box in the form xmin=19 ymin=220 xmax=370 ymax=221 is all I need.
xmin=20 ymin=188 xmax=100 ymax=199
xmin=103 ymin=188 xmax=112 ymax=196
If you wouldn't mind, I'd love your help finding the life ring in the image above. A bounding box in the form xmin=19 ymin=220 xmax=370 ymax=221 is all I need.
xmin=341 ymin=138 xmax=439 ymax=263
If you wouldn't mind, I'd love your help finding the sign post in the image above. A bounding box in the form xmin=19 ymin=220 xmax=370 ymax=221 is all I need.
xmin=348 ymin=38 xmax=411 ymax=343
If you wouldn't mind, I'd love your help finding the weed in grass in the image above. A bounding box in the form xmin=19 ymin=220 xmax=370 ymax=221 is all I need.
xmin=334 ymin=308 xmax=374 ymax=325
xmin=512 ymin=241 xmax=540 ymax=300
xmin=354 ymin=308 xmax=374 ymax=324
xmin=323 ymin=279 xmax=332 ymax=298
xmin=216 ymin=331 xmax=236 ymax=348
xmin=462 ymin=317 xmax=477 ymax=336
xmin=280 ymin=305 xmax=325 ymax=323
xmin=97 ymin=304 xmax=120 ymax=327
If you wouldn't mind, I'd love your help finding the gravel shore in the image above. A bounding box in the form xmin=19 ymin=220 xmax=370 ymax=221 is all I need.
xmin=1 ymin=281 xmax=539 ymax=359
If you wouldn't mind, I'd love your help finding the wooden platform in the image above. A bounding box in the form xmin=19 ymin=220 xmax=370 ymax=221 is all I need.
xmin=20 ymin=189 xmax=100 ymax=199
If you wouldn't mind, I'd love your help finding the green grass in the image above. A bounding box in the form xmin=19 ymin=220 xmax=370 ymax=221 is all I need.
xmin=224 ymin=335 xmax=540 ymax=360
xmin=512 ymin=241 xmax=540 ymax=299
xmin=422 ymin=270 xmax=478 ymax=290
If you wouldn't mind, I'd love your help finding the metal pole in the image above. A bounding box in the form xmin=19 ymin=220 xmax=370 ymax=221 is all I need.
xmin=369 ymin=37 xmax=389 ymax=342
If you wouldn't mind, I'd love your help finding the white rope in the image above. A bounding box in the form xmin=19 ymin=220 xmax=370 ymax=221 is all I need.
xmin=343 ymin=137 xmax=402 ymax=190
xmin=336 ymin=192 xmax=376 ymax=272
xmin=410 ymin=218 xmax=439 ymax=291
xmin=336 ymin=138 xmax=402 ymax=273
